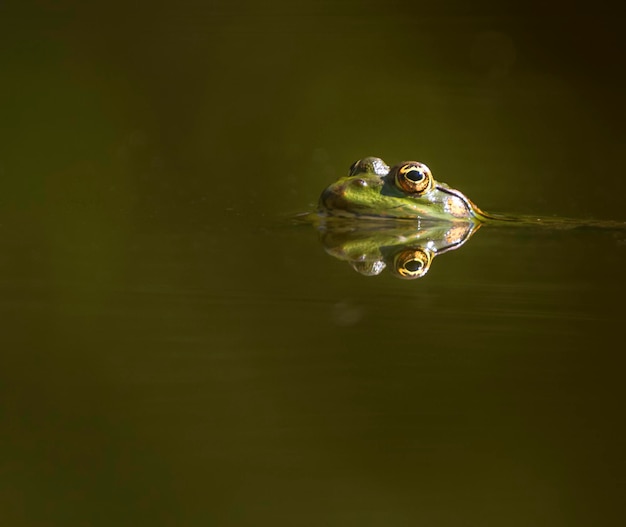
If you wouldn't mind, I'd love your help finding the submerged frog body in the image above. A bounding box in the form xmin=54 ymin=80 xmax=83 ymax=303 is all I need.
xmin=319 ymin=157 xmax=489 ymax=222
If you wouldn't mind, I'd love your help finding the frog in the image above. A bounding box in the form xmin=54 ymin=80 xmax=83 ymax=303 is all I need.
xmin=318 ymin=157 xmax=490 ymax=222
xmin=317 ymin=156 xmax=625 ymax=229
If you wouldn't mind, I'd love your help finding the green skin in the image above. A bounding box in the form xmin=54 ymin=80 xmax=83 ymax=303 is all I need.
xmin=318 ymin=157 xmax=489 ymax=222
xmin=317 ymin=156 xmax=625 ymax=229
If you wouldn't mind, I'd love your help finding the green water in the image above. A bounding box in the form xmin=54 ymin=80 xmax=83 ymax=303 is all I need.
xmin=1 ymin=2 xmax=626 ymax=526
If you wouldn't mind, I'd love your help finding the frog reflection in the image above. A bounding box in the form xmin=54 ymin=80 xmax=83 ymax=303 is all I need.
xmin=318 ymin=220 xmax=478 ymax=279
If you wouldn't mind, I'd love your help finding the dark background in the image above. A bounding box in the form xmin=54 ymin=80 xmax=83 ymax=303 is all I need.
xmin=2 ymin=1 xmax=626 ymax=225
xmin=1 ymin=2 xmax=625 ymax=526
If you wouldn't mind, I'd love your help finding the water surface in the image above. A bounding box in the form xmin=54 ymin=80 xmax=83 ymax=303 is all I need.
xmin=1 ymin=2 xmax=626 ymax=526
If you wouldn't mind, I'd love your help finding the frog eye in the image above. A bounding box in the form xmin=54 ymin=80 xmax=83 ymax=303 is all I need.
xmin=392 ymin=248 xmax=433 ymax=279
xmin=393 ymin=162 xmax=434 ymax=195
xmin=349 ymin=157 xmax=390 ymax=177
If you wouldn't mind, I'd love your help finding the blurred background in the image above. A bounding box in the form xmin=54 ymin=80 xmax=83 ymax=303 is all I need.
xmin=1 ymin=1 xmax=625 ymax=526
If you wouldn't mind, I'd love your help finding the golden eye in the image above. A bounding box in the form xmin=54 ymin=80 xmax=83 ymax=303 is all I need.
xmin=392 ymin=248 xmax=433 ymax=279
xmin=394 ymin=162 xmax=434 ymax=195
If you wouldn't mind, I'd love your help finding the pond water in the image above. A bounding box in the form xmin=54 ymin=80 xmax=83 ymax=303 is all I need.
xmin=1 ymin=2 xmax=626 ymax=526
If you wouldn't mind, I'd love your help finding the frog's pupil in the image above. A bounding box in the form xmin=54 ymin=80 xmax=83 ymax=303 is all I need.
xmin=406 ymin=170 xmax=424 ymax=182
xmin=405 ymin=260 xmax=424 ymax=272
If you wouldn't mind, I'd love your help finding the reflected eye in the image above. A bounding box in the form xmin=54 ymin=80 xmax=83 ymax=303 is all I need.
xmin=393 ymin=248 xmax=433 ymax=279
xmin=393 ymin=162 xmax=434 ymax=195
